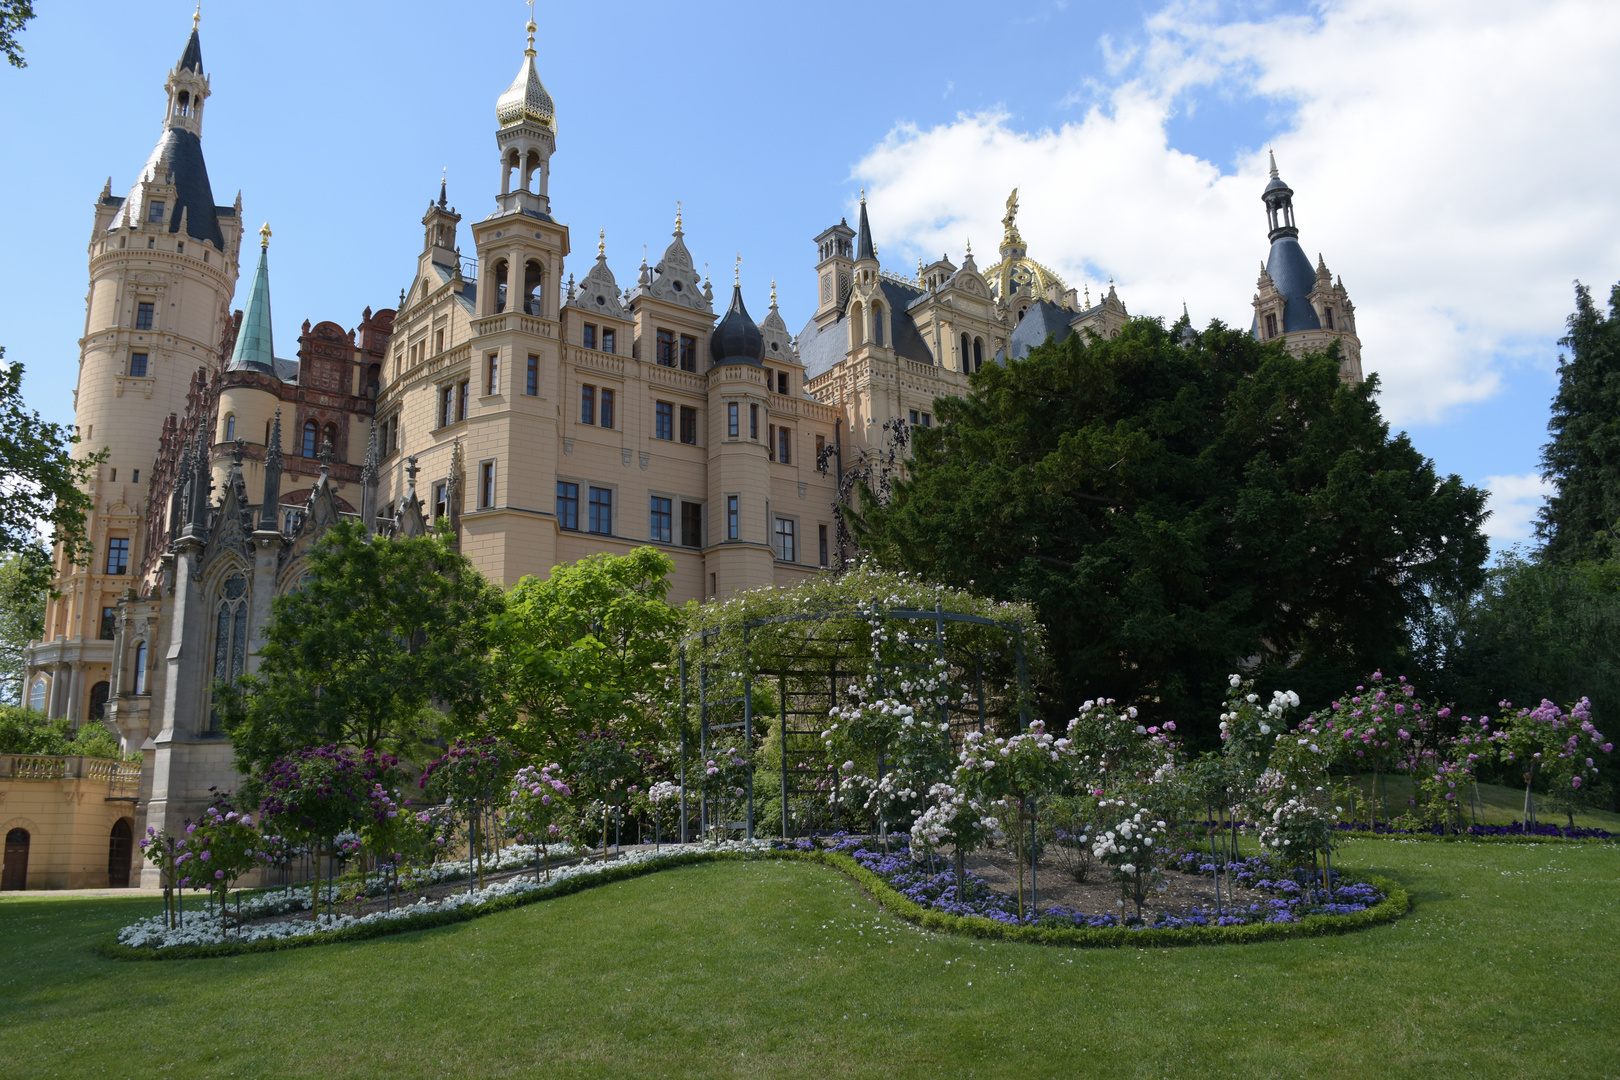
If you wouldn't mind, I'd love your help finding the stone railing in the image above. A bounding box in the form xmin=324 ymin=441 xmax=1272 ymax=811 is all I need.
xmin=2 ymin=754 xmax=140 ymax=797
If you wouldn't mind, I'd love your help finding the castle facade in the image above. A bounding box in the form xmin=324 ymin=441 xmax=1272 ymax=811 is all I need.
xmin=19 ymin=16 xmax=1362 ymax=885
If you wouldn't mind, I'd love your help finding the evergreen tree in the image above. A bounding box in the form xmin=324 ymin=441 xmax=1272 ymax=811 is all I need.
xmin=1537 ymin=282 xmax=1620 ymax=563
xmin=857 ymin=319 xmax=1489 ymax=740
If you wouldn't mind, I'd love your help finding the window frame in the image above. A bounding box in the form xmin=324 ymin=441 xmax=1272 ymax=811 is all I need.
xmin=777 ymin=426 xmax=791 ymax=464
xmin=587 ymin=485 xmax=614 ymax=536
xmin=819 ymin=523 xmax=829 ymax=567
xmin=680 ymin=405 xmax=698 ymax=445
xmin=681 ymin=500 xmax=703 ymax=548
xmin=582 ymin=323 xmax=597 ymax=350
xmin=580 ymin=384 xmax=595 ymax=425
xmin=135 ymin=302 xmax=155 ymax=331
xmin=599 ymin=387 xmax=615 ymax=430
xmin=128 ymin=352 xmax=149 ymax=378
xmin=726 ymin=495 xmax=740 ymax=541
xmin=486 ymin=353 xmax=500 ymax=396
xmin=774 ymin=516 xmax=797 ymax=563
xmin=654 ymin=400 xmax=674 ymax=441
xmin=556 ymin=481 xmax=580 ymax=530
xmin=478 ymin=460 xmax=496 ymax=509
xmin=105 ymin=537 xmax=130 ymax=576
xmin=602 ymin=328 xmax=616 ymax=355
xmin=656 ymin=328 xmax=675 ymax=366
xmin=526 ymin=354 xmax=539 ymax=396
xmin=649 ymin=494 xmax=673 ymax=543
xmin=727 ymin=402 xmax=739 ymax=439
xmin=679 ymin=334 xmax=698 ymax=372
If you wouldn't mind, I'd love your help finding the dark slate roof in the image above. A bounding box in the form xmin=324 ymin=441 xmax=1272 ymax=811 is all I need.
xmin=856 ymin=201 xmax=875 ymax=262
xmin=797 ymin=313 xmax=847 ymax=380
xmin=1263 ymin=236 xmax=1322 ymax=334
xmin=177 ymin=28 xmax=203 ymax=73
xmin=797 ymin=279 xmax=936 ymax=379
xmin=273 ymin=357 xmax=299 ymax=382
xmin=878 ymin=279 xmax=934 ymax=365
xmin=710 ymin=286 xmax=764 ymax=365
xmin=110 ymin=127 xmax=225 ymax=251
xmin=1006 ymin=299 xmax=1074 ymax=361
xmin=1265 ymin=176 xmax=1290 ymax=193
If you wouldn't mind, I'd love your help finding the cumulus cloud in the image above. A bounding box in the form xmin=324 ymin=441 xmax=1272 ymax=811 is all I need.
xmin=852 ymin=0 xmax=1620 ymax=425
xmin=1482 ymin=473 xmax=1552 ymax=545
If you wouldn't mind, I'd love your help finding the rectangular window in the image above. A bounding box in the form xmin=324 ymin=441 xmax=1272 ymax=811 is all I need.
xmin=433 ymin=482 xmax=449 ymax=523
xmin=1264 ymin=313 xmax=1278 ymax=339
xmin=778 ymin=426 xmax=791 ymax=463
xmin=457 ymin=380 xmax=470 ymax=421
xmin=100 ymin=607 xmax=116 ymax=641
xmin=479 ymin=461 xmax=495 ymax=508
xmin=556 ymin=482 xmax=579 ymax=530
xmin=768 ymin=424 xmax=776 ymax=461
xmin=727 ymin=403 xmax=739 ymax=438
xmin=774 ymin=518 xmax=796 ymax=562
xmin=147 ymin=201 xmax=165 ymax=223
xmin=819 ymin=523 xmax=829 ymax=567
xmin=486 ymin=354 xmax=499 ymax=396
xmin=135 ymin=302 xmax=154 ymax=331
xmin=600 ymin=388 xmax=615 ymax=429
xmin=656 ymin=329 xmax=675 ymax=366
xmin=132 ymin=469 xmax=139 ymax=483
xmin=650 ymin=496 xmax=672 ymax=543
xmin=727 ymin=495 xmax=739 ymax=540
xmin=602 ymin=328 xmax=616 ymax=355
xmin=816 ymin=434 xmax=826 ymax=461
xmin=655 ymin=401 xmax=673 ymax=441
xmin=583 ymin=323 xmax=597 ymax=350
xmin=435 ymin=328 xmax=445 ymax=352
xmin=526 ymin=354 xmax=539 ymax=395
xmin=588 ymin=486 xmax=613 ymax=535
xmin=111 ymin=468 xmax=116 ymax=482
xmin=1324 ymin=307 xmax=1335 ymax=330
xmin=682 ymin=501 xmax=703 ymax=547
xmin=128 ymin=352 xmax=148 ymax=377
xmin=778 ymin=371 xmax=789 ymax=395
xmin=909 ymin=410 xmax=919 ymax=426
xmin=680 ymin=406 xmax=698 ymax=445
xmin=442 ymin=386 xmax=454 ymax=427
xmin=920 ymin=412 xmax=931 ymax=427
xmin=750 ymin=403 xmax=759 ymax=440
xmin=580 ymin=384 xmax=595 ymax=425
xmin=105 ymin=537 xmax=129 ymax=575
xmin=679 ymin=334 xmax=698 ymax=371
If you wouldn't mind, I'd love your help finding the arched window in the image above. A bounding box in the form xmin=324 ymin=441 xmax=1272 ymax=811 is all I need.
xmin=3 ymin=828 xmax=28 ymax=891
xmin=850 ymin=301 xmax=864 ymax=349
xmin=224 ymin=413 xmax=236 ymax=442
xmin=88 ymin=681 xmax=110 ymax=722
xmin=493 ymin=261 xmax=510 ymax=314
xmin=176 ymin=90 xmax=190 ymax=117
xmin=302 ymin=420 xmax=318 ymax=458
xmin=524 ymin=261 xmax=544 ymax=316
xmin=973 ymin=337 xmax=984 ymax=372
xmin=871 ymin=303 xmax=884 ymax=347
xmin=132 ymin=641 xmax=148 ymax=695
xmin=28 ymin=677 xmax=46 ymax=712
xmin=960 ymin=333 xmax=970 ymax=372
xmin=208 ymin=573 xmax=249 ymax=733
xmin=108 ymin=819 xmax=133 ymax=888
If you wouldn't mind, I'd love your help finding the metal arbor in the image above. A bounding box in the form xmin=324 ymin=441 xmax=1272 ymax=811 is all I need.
xmin=675 ymin=601 xmax=1033 ymax=843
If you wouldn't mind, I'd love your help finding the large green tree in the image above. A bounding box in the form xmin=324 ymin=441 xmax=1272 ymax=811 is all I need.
xmin=1 ymin=354 xmax=103 ymax=570
xmin=486 ymin=547 xmax=683 ymax=761
xmin=220 ymin=520 xmax=504 ymax=778
xmin=1536 ymin=281 xmax=1620 ymax=563
xmin=857 ymin=319 xmax=1489 ymax=740
xmin=0 ymin=549 xmax=47 ymax=704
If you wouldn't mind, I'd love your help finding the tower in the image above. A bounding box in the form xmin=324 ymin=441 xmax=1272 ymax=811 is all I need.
xmin=493 ymin=14 xmax=556 ymax=218
xmin=1251 ymin=151 xmax=1362 ymax=383
xmin=811 ymin=218 xmax=855 ymax=330
xmin=27 ymin=13 xmax=241 ymax=724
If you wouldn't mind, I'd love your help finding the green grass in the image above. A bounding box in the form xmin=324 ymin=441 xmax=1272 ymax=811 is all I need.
xmin=1 ymin=840 xmax=1616 ymax=1079
xmin=1347 ymin=774 xmax=1620 ymax=831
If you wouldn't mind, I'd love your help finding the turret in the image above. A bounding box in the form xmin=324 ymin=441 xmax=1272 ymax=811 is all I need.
xmin=493 ymin=14 xmax=556 ymax=216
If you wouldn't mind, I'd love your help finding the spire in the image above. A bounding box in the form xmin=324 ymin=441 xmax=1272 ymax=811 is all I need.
xmin=856 ymin=192 xmax=876 ymax=263
xmin=674 ymin=200 xmax=684 ymax=237
xmin=495 ymin=5 xmax=555 ymax=131
xmin=259 ymin=409 xmax=283 ymax=532
xmin=770 ymin=278 xmax=778 ymax=309
xmin=1262 ymin=149 xmax=1298 ymax=242
xmin=1268 ymin=146 xmax=1278 ymax=179
xmin=439 ymin=167 xmax=448 ymax=208
xmin=184 ymin=430 xmax=211 ymax=539
xmin=176 ymin=15 xmax=204 ymax=74
xmin=228 ymin=225 xmax=275 ymax=372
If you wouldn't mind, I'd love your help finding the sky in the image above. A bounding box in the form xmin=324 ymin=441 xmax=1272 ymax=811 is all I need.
xmin=5 ymin=0 xmax=1619 ymax=549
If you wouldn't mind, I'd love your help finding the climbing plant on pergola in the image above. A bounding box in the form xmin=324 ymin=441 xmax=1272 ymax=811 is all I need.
xmin=671 ymin=563 xmax=1045 ymax=843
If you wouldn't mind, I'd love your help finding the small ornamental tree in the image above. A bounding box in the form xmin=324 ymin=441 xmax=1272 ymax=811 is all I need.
xmin=139 ymin=827 xmax=183 ymax=928
xmin=1090 ymin=798 xmax=1167 ymax=922
xmin=1308 ymin=671 xmax=1419 ymax=826
xmin=260 ymin=746 xmax=394 ymax=921
xmin=1217 ymin=676 xmax=1301 ymax=851
xmin=187 ymin=805 xmax=262 ymax=930
xmin=633 ymin=779 xmax=683 ymax=850
xmin=571 ymin=729 xmax=646 ymax=855
xmin=421 ymin=736 xmax=517 ymax=889
xmin=1500 ymin=698 xmax=1612 ymax=827
xmin=505 ymin=763 xmax=572 ymax=879
xmin=910 ymin=779 xmax=1001 ymax=891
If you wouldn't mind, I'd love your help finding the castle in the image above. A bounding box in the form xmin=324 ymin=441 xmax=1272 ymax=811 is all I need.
xmin=19 ymin=15 xmax=1363 ymax=885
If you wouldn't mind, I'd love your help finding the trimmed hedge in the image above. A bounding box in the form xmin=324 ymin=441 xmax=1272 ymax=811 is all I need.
xmin=1334 ymin=829 xmax=1612 ymax=846
xmin=804 ymin=850 xmax=1410 ymax=949
xmin=99 ymin=847 xmax=1409 ymax=961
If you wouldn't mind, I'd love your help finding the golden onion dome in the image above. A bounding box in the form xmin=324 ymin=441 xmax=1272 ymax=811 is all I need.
xmin=983 ymin=253 xmax=1067 ymax=306
xmin=496 ymin=21 xmax=555 ymax=131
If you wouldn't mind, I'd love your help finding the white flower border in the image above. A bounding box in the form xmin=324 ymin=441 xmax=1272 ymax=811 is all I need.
xmin=116 ymin=839 xmax=771 ymax=951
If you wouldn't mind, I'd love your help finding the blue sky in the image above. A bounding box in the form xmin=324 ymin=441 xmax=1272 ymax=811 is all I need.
xmin=6 ymin=0 xmax=1619 ymax=547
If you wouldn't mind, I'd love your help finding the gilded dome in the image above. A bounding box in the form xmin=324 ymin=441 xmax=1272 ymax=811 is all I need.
xmin=983 ymin=252 xmax=1066 ymax=306
xmin=495 ymin=23 xmax=555 ymax=131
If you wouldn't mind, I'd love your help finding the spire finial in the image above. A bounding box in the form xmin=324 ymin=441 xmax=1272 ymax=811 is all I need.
xmin=860 ymin=188 xmax=866 ymax=204
xmin=1268 ymin=146 xmax=1278 ymax=179
xmin=439 ymin=167 xmax=447 ymax=208
xmin=259 ymin=222 xmax=271 ymax=249
xmin=734 ymin=252 xmax=741 ymax=288
xmin=770 ymin=278 xmax=778 ymax=307
xmin=674 ymin=200 xmax=683 ymax=235
xmin=193 ymin=3 xmax=200 ymax=30
xmin=525 ymin=0 xmax=537 ymax=55
xmin=965 ymin=237 xmax=972 ymax=256
xmin=598 ymin=229 xmax=606 ymax=258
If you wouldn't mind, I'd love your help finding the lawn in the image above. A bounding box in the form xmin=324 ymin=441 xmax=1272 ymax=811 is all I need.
xmin=1347 ymin=774 xmax=1620 ymax=832
xmin=0 ymin=839 xmax=1615 ymax=1079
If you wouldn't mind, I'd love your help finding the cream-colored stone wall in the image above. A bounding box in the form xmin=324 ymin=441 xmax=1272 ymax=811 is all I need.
xmin=0 ymin=757 xmax=141 ymax=890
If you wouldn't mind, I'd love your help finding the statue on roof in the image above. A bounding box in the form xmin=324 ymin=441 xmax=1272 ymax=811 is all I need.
xmin=1002 ymin=188 xmax=1023 ymax=246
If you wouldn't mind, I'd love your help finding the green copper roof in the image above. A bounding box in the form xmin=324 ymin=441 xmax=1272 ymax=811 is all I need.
xmin=228 ymin=245 xmax=275 ymax=373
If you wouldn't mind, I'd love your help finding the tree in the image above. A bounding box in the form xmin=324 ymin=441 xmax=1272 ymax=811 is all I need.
xmin=0 ymin=1 xmax=34 ymax=69
xmin=486 ymin=547 xmax=683 ymax=760
xmin=219 ymin=520 xmax=504 ymax=778
xmin=0 ymin=549 xmax=48 ymax=704
xmin=1537 ymin=282 xmax=1620 ymax=563
xmin=0 ymin=354 xmax=103 ymax=569
xmin=857 ymin=319 xmax=1489 ymax=741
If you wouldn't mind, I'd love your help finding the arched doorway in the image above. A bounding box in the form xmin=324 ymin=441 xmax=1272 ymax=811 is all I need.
xmin=2 ymin=829 xmax=28 ymax=890
xmin=89 ymin=681 xmax=110 ymax=722
xmin=108 ymin=819 xmax=133 ymax=888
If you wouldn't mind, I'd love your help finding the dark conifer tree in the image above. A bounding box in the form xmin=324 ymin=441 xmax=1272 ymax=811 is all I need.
xmin=1537 ymin=282 xmax=1620 ymax=563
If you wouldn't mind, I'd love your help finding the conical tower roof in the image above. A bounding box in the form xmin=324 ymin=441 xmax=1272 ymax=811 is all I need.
xmin=228 ymin=225 xmax=276 ymax=373
xmin=709 ymin=283 xmax=764 ymax=366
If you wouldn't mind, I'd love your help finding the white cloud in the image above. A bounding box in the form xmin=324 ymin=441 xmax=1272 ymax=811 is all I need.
xmin=852 ymin=0 xmax=1620 ymax=425
xmin=1482 ymin=472 xmax=1552 ymax=545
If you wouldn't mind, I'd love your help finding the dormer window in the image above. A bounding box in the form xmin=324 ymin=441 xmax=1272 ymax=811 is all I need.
xmin=147 ymin=201 xmax=165 ymax=223
xmin=1264 ymin=313 xmax=1279 ymax=339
